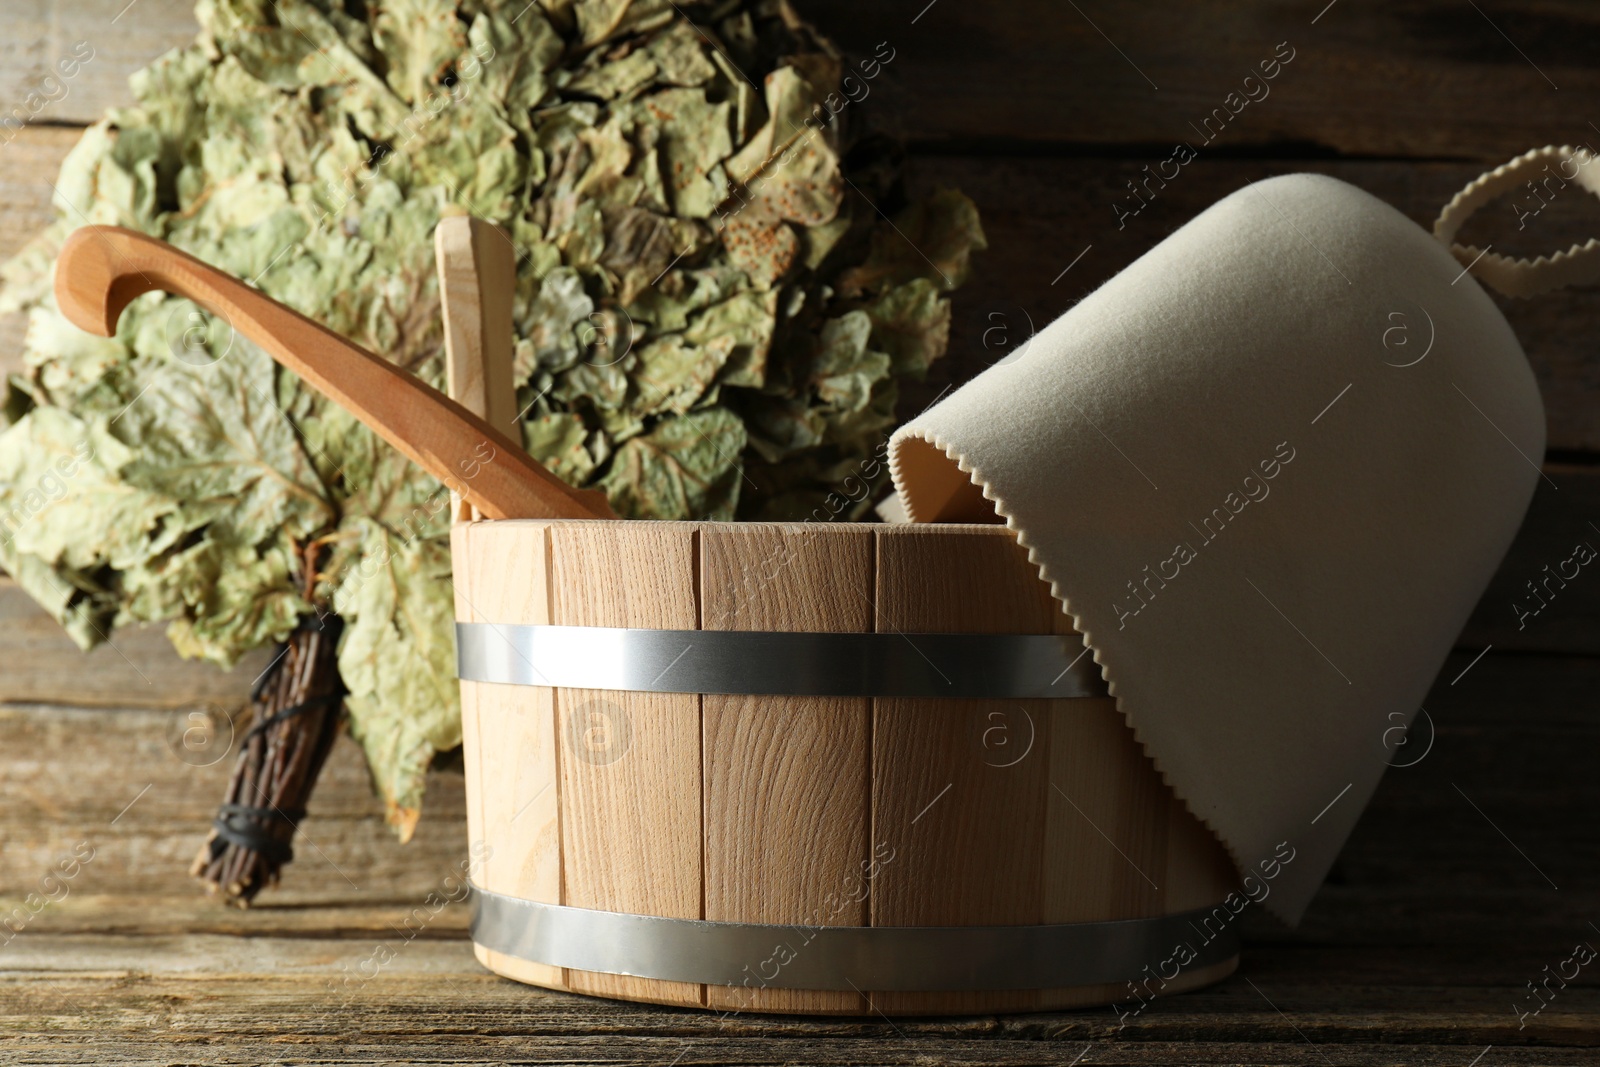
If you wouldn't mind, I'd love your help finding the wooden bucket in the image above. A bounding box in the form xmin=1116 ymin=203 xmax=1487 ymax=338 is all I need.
xmin=449 ymin=517 xmax=1241 ymax=1015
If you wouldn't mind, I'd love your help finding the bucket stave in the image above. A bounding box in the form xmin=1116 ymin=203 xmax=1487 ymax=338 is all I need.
xmin=451 ymin=519 xmax=1239 ymax=1015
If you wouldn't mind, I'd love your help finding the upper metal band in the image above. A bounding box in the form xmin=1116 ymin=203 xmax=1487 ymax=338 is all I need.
xmin=455 ymin=622 xmax=1106 ymax=699
xmin=469 ymin=884 xmax=1238 ymax=991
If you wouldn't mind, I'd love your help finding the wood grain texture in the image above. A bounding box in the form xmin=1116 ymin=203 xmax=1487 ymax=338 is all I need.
xmin=700 ymin=523 xmax=872 ymax=1014
xmin=13 ymin=146 xmax=1598 ymax=452
xmin=0 ymin=704 xmax=469 ymax=903
xmin=1458 ymin=464 xmax=1600 ymax=654
xmin=452 ymin=519 xmax=566 ymax=992
xmin=437 ymin=216 xmax=519 ymax=442
xmin=0 ymin=125 xmax=81 ymax=380
xmin=0 ymin=0 xmax=196 ymax=128
xmin=6 ymin=931 xmax=1600 ymax=1064
xmin=10 ymin=0 xmax=1598 ymax=159
xmin=1164 ymin=799 xmax=1244 ymax=916
xmin=1042 ymin=615 xmax=1241 ymax=1009
xmin=440 ymin=226 xmax=562 ymax=986
xmin=451 ymin=532 xmax=490 ymax=995
xmin=794 ymin=0 xmax=1594 ymax=158
xmin=1044 ymin=696 xmax=1168 ymax=925
xmin=867 ymin=524 xmax=1059 ymax=1013
xmin=1040 ymin=691 xmax=1176 ymax=1013
xmin=0 ymin=445 xmax=1579 ymax=720
xmin=0 ymin=125 xmax=78 ymax=255
xmin=546 ymin=520 xmax=703 ymax=1006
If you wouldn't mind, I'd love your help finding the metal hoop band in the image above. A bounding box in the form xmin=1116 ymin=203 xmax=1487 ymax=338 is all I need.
xmin=469 ymin=884 xmax=1239 ymax=991
xmin=455 ymin=623 xmax=1107 ymax=699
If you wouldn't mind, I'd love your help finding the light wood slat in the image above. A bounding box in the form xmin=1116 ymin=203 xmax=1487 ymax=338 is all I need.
xmin=868 ymin=524 xmax=1058 ymax=1013
xmin=438 ymin=217 xmax=519 ymax=441
xmin=1043 ymin=702 xmax=1168 ymax=922
xmin=1039 ymin=690 xmax=1172 ymax=1012
xmin=1044 ymin=579 xmax=1239 ymax=1010
xmin=439 ymin=214 xmax=521 ymax=525
xmin=547 ymin=520 xmax=703 ymax=1006
xmin=700 ymin=523 xmax=872 ymax=1014
xmin=452 ymin=519 xmax=565 ymax=991
xmin=438 ymin=215 xmax=558 ymax=982
xmin=1043 ymin=588 xmax=1169 ymax=927
xmin=449 ymin=523 xmax=482 ymax=859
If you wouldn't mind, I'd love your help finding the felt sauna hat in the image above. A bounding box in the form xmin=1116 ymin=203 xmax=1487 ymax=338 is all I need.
xmin=890 ymin=146 xmax=1597 ymax=923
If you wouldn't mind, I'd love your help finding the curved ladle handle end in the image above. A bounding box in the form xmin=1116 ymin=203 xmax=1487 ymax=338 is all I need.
xmin=56 ymin=225 xmax=153 ymax=338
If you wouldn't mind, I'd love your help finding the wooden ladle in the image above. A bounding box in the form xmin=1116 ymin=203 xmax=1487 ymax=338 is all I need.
xmin=54 ymin=225 xmax=615 ymax=521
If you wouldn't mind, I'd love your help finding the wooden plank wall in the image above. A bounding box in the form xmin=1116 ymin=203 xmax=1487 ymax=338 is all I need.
xmin=800 ymin=1 xmax=1600 ymax=158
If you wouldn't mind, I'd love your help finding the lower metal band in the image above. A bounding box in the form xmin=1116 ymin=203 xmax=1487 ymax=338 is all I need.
xmin=455 ymin=622 xmax=1107 ymax=699
xmin=469 ymin=884 xmax=1239 ymax=991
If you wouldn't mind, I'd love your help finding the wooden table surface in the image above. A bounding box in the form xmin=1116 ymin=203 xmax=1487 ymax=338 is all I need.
xmin=2 ymin=1 xmax=1598 ymax=1063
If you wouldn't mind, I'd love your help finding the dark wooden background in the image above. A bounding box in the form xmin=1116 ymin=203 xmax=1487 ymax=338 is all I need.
xmin=2 ymin=1 xmax=1599 ymax=1062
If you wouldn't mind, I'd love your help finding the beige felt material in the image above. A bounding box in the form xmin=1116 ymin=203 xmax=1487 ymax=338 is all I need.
xmin=890 ymin=172 xmax=1545 ymax=922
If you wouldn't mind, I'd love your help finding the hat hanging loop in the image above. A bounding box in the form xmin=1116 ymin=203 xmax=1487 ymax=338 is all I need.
xmin=1434 ymin=144 xmax=1600 ymax=298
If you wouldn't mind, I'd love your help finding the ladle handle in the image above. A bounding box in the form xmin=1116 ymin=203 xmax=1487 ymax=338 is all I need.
xmin=55 ymin=225 xmax=615 ymax=521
